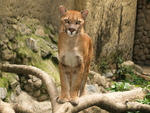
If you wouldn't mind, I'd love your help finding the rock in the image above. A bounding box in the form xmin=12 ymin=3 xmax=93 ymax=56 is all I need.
xmin=15 ymin=91 xmax=52 ymax=113
xmin=31 ymin=75 xmax=40 ymax=82
xmin=41 ymin=48 xmax=52 ymax=58
xmin=37 ymin=94 xmax=49 ymax=101
xmin=10 ymin=92 xmax=16 ymax=102
xmin=5 ymin=17 xmax=17 ymax=24
xmin=143 ymin=47 xmax=149 ymax=54
xmin=51 ymin=53 xmax=59 ymax=64
xmin=137 ymin=32 xmax=143 ymax=38
xmin=122 ymin=61 xmax=143 ymax=74
xmin=17 ymin=23 xmax=32 ymax=35
xmin=134 ymin=39 xmax=140 ymax=44
xmin=145 ymin=10 xmax=150 ymax=23
xmin=136 ymin=26 xmax=143 ymax=31
xmin=35 ymin=26 xmax=45 ymax=37
xmin=34 ymin=79 xmax=42 ymax=89
xmin=24 ymin=80 xmax=34 ymax=92
xmin=0 ymin=24 xmax=4 ymax=35
xmin=10 ymin=79 xmax=19 ymax=89
xmin=89 ymin=71 xmax=109 ymax=88
xmin=137 ymin=50 xmax=144 ymax=57
xmin=33 ymin=90 xmax=41 ymax=98
xmin=137 ymin=13 xmax=144 ymax=19
xmin=143 ymin=31 xmax=147 ymax=36
xmin=145 ymin=60 xmax=150 ymax=65
xmin=41 ymin=88 xmax=47 ymax=94
xmin=146 ymin=55 xmax=150 ymax=60
xmin=141 ymin=55 xmax=146 ymax=61
xmin=148 ymin=31 xmax=150 ymax=37
xmin=86 ymin=85 xmax=97 ymax=94
xmin=133 ymin=64 xmax=143 ymax=74
xmin=122 ymin=61 xmax=134 ymax=66
xmin=137 ymin=18 xmax=146 ymax=26
xmin=144 ymin=23 xmax=150 ymax=31
xmin=1 ymin=34 xmax=8 ymax=43
xmin=26 ymin=37 xmax=38 ymax=52
xmin=49 ymin=24 xmax=55 ymax=34
xmin=0 ymin=87 xmax=7 ymax=100
xmin=102 ymin=72 xmax=114 ymax=78
xmin=49 ymin=33 xmax=58 ymax=44
xmin=134 ymin=45 xmax=139 ymax=54
xmin=145 ymin=37 xmax=150 ymax=44
xmin=15 ymin=85 xmax=22 ymax=95
xmin=2 ymin=49 xmax=13 ymax=60
xmin=39 ymin=41 xmax=53 ymax=59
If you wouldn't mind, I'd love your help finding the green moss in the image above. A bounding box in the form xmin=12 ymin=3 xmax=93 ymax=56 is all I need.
xmin=15 ymin=33 xmax=60 ymax=85
xmin=0 ymin=76 xmax=9 ymax=88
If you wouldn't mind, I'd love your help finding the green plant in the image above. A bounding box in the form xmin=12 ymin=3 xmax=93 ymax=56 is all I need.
xmin=108 ymin=82 xmax=131 ymax=92
xmin=127 ymin=87 xmax=150 ymax=113
xmin=136 ymin=97 xmax=150 ymax=105
xmin=125 ymin=73 xmax=150 ymax=87
xmin=100 ymin=61 xmax=109 ymax=73
xmin=114 ymin=57 xmax=126 ymax=79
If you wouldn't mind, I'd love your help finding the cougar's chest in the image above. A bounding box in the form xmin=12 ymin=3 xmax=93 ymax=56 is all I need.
xmin=59 ymin=46 xmax=82 ymax=67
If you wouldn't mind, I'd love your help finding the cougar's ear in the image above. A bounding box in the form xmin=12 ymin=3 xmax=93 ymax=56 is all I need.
xmin=81 ymin=9 xmax=89 ymax=19
xmin=59 ymin=5 xmax=67 ymax=16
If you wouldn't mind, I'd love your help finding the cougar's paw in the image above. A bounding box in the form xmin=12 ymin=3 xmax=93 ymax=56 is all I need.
xmin=56 ymin=96 xmax=69 ymax=104
xmin=70 ymin=98 xmax=79 ymax=106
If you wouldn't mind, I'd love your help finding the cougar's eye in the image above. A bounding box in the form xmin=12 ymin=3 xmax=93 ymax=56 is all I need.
xmin=64 ymin=19 xmax=70 ymax=24
xmin=76 ymin=21 xmax=81 ymax=24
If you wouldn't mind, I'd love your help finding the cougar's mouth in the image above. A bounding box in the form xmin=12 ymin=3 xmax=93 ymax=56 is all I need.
xmin=67 ymin=30 xmax=77 ymax=37
xmin=65 ymin=28 xmax=78 ymax=37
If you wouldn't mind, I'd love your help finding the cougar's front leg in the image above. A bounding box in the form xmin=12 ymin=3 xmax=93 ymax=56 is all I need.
xmin=70 ymin=64 xmax=84 ymax=106
xmin=79 ymin=65 xmax=90 ymax=97
xmin=57 ymin=63 xmax=70 ymax=104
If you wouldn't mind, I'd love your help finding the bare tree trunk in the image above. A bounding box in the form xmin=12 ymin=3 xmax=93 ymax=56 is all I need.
xmin=1 ymin=64 xmax=150 ymax=113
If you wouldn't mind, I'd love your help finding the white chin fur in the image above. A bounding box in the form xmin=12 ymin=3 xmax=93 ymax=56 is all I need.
xmin=67 ymin=30 xmax=76 ymax=37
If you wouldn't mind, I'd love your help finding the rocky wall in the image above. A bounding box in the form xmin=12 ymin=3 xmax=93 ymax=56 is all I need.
xmin=80 ymin=0 xmax=137 ymax=71
xmin=0 ymin=0 xmax=137 ymax=71
xmin=133 ymin=0 xmax=150 ymax=65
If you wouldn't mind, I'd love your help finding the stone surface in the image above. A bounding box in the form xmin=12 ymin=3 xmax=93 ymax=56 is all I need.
xmin=143 ymin=47 xmax=149 ymax=54
xmin=0 ymin=87 xmax=7 ymax=100
xmin=26 ymin=37 xmax=38 ymax=52
xmin=35 ymin=26 xmax=45 ymax=37
xmin=0 ymin=0 xmax=138 ymax=69
xmin=133 ymin=1 xmax=150 ymax=65
xmin=137 ymin=49 xmax=144 ymax=57
xmin=144 ymin=24 xmax=150 ymax=31
xmin=17 ymin=23 xmax=32 ymax=35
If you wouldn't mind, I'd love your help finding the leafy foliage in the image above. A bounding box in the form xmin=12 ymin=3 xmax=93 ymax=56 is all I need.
xmin=100 ymin=61 xmax=109 ymax=73
xmin=108 ymin=82 xmax=131 ymax=92
xmin=136 ymin=97 xmax=150 ymax=105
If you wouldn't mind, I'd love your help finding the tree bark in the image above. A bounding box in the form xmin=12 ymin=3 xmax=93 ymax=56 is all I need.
xmin=1 ymin=64 xmax=150 ymax=113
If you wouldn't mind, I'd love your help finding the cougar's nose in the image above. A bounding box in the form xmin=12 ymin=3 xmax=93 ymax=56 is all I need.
xmin=68 ymin=28 xmax=76 ymax=33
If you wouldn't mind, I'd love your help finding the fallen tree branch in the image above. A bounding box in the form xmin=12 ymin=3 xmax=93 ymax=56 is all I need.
xmin=67 ymin=88 xmax=147 ymax=113
xmin=1 ymin=64 xmax=150 ymax=113
xmin=1 ymin=63 xmax=59 ymax=112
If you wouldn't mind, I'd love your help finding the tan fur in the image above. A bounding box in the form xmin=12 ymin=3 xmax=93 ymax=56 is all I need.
xmin=57 ymin=6 xmax=93 ymax=106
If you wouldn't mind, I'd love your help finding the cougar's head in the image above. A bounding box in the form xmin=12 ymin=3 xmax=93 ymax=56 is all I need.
xmin=59 ymin=5 xmax=88 ymax=37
